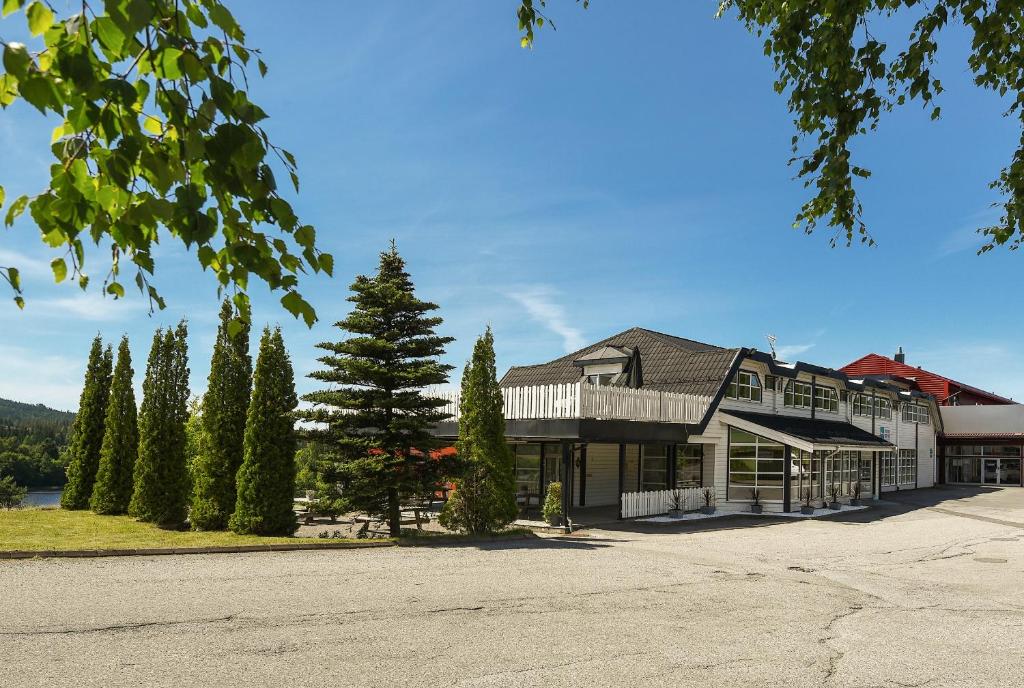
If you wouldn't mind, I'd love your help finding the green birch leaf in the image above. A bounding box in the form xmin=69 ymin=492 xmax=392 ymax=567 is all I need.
xmin=25 ymin=0 xmax=52 ymax=35
xmin=51 ymin=257 xmax=67 ymax=282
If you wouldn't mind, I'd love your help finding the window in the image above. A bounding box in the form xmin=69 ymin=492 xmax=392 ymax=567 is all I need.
xmin=641 ymin=444 xmax=669 ymax=491
xmin=880 ymin=451 xmax=895 ymax=486
xmin=675 ymin=444 xmax=703 ymax=488
xmin=852 ymin=394 xmax=893 ymax=419
xmin=814 ymin=386 xmax=838 ymax=413
xmin=876 ymin=398 xmax=893 ymax=420
xmin=727 ymin=370 xmax=762 ymax=402
xmin=586 ymin=373 xmax=615 ymax=386
xmin=898 ymin=449 xmax=917 ymax=484
xmin=728 ymin=428 xmax=785 ymax=501
xmin=512 ymin=444 xmax=541 ymax=500
xmin=784 ymin=380 xmax=812 ymax=408
xmin=902 ymin=404 xmax=929 ymax=424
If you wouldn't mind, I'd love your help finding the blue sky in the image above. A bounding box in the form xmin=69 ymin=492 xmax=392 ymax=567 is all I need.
xmin=2 ymin=2 xmax=1022 ymax=410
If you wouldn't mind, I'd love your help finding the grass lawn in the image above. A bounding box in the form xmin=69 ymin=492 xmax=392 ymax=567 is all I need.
xmin=0 ymin=507 xmax=366 ymax=552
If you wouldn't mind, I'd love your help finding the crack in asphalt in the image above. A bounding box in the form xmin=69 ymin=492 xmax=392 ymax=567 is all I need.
xmin=0 ymin=614 xmax=237 ymax=637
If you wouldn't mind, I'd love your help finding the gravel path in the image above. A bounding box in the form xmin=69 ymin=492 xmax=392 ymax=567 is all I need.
xmin=2 ymin=486 xmax=1022 ymax=688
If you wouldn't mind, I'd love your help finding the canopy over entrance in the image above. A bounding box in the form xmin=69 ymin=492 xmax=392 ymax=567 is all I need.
xmin=720 ymin=410 xmax=894 ymax=454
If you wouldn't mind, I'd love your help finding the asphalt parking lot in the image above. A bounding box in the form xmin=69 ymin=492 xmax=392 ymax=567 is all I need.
xmin=1 ymin=485 xmax=1021 ymax=688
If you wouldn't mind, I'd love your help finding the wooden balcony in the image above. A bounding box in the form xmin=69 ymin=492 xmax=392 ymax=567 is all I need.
xmin=433 ymin=382 xmax=712 ymax=425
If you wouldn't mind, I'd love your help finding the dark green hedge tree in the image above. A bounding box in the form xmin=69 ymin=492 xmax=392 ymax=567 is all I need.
xmin=61 ymin=335 xmax=112 ymax=509
xmin=190 ymin=299 xmax=252 ymax=530
xmin=0 ymin=0 xmax=329 ymax=323
xmin=298 ymin=243 xmax=454 ymax=537
xmin=129 ymin=321 xmax=191 ymax=527
xmin=229 ymin=327 xmax=297 ymax=536
xmin=439 ymin=328 xmax=517 ymax=534
xmin=90 ymin=335 xmax=138 ymax=514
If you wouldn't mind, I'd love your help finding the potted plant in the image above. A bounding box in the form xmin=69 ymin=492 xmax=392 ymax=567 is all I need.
xmin=749 ymin=487 xmax=763 ymax=514
xmin=850 ymin=481 xmax=863 ymax=506
xmin=542 ymin=481 xmax=564 ymax=527
xmin=827 ymin=484 xmax=842 ymax=510
xmin=800 ymin=488 xmax=815 ymax=515
xmin=666 ymin=489 xmax=685 ymax=517
xmin=700 ymin=487 xmax=716 ymax=515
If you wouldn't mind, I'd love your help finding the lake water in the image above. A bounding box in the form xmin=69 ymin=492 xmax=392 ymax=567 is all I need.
xmin=23 ymin=490 xmax=62 ymax=507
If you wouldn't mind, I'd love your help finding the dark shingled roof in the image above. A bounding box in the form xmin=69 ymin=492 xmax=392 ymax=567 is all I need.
xmin=722 ymin=410 xmax=893 ymax=448
xmin=499 ymin=327 xmax=741 ymax=397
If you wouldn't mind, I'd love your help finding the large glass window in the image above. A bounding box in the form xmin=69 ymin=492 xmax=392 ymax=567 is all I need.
xmin=641 ymin=444 xmax=669 ymax=490
xmin=512 ymin=444 xmax=542 ymax=506
xmin=784 ymin=380 xmax=812 ymax=409
xmin=728 ymin=428 xmax=785 ymax=501
xmin=945 ymin=445 xmax=1021 ymax=484
xmin=814 ymin=386 xmax=839 ymax=413
xmin=898 ymin=449 xmax=917 ymax=485
xmin=727 ymin=370 xmax=762 ymax=402
xmin=902 ymin=404 xmax=929 ymax=424
xmin=876 ymin=398 xmax=893 ymax=420
xmin=675 ymin=444 xmax=703 ymax=487
xmin=880 ymin=451 xmax=896 ymax=486
xmin=793 ymin=449 xmax=820 ymax=505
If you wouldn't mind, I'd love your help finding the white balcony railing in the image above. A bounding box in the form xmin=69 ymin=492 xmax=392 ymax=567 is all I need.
xmin=431 ymin=382 xmax=711 ymax=425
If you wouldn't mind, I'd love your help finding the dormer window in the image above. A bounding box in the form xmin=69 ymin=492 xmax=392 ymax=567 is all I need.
xmin=573 ymin=345 xmax=635 ymax=388
xmin=727 ymin=370 xmax=762 ymax=402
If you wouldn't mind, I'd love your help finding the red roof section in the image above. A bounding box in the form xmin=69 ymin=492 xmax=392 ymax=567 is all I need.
xmin=841 ymin=353 xmax=1014 ymax=405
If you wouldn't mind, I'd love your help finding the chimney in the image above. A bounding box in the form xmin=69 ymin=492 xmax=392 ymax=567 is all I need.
xmin=894 ymin=347 xmax=905 ymax=364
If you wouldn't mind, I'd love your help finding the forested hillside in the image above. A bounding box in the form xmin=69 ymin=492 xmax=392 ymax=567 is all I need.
xmin=0 ymin=398 xmax=75 ymax=489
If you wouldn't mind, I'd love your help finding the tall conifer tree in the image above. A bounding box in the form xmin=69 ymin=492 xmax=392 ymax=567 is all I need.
xmin=440 ymin=328 xmax=518 ymax=533
xmin=230 ymin=328 xmax=298 ymax=535
xmin=299 ymin=243 xmax=453 ymax=536
xmin=61 ymin=336 xmax=113 ymax=510
xmin=129 ymin=322 xmax=191 ymax=528
xmin=91 ymin=336 xmax=139 ymax=514
xmin=190 ymin=300 xmax=253 ymax=530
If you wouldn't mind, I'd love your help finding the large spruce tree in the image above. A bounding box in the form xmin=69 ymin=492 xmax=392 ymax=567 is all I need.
xmin=299 ymin=243 xmax=453 ymax=536
xmin=90 ymin=337 xmax=139 ymax=515
xmin=230 ymin=328 xmax=298 ymax=536
xmin=129 ymin=322 xmax=191 ymax=528
xmin=439 ymin=328 xmax=517 ymax=534
xmin=61 ymin=336 xmax=113 ymax=510
xmin=190 ymin=300 xmax=253 ymax=530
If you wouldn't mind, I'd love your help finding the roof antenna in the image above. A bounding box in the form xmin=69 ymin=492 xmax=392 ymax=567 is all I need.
xmin=766 ymin=334 xmax=777 ymax=360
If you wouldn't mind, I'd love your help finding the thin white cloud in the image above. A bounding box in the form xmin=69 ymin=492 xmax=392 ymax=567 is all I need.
xmin=21 ymin=292 xmax=147 ymax=322
xmin=0 ymin=248 xmax=49 ymax=278
xmin=506 ymin=286 xmax=585 ymax=353
xmin=775 ymin=343 xmax=814 ymax=361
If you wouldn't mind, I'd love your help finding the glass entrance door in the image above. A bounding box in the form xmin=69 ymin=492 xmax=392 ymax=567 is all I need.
xmin=982 ymin=459 xmax=999 ymax=485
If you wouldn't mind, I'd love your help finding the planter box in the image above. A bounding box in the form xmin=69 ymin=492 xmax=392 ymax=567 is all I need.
xmin=750 ymin=504 xmax=763 ymax=514
xmin=850 ymin=498 xmax=862 ymax=506
xmin=800 ymin=505 xmax=815 ymax=515
xmin=667 ymin=509 xmax=682 ymax=518
xmin=699 ymin=506 xmax=716 ymax=515
xmin=828 ymin=502 xmax=842 ymax=511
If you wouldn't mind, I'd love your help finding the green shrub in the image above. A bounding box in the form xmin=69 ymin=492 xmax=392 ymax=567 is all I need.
xmin=542 ymin=481 xmax=563 ymax=523
xmin=0 ymin=476 xmax=27 ymax=509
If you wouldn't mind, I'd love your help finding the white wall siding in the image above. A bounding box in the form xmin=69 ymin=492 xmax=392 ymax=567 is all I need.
xmin=584 ymin=443 xmax=620 ymax=507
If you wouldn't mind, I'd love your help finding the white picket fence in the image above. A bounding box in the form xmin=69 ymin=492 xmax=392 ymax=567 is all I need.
xmin=431 ymin=383 xmax=711 ymax=425
xmin=620 ymin=487 xmax=705 ymax=519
